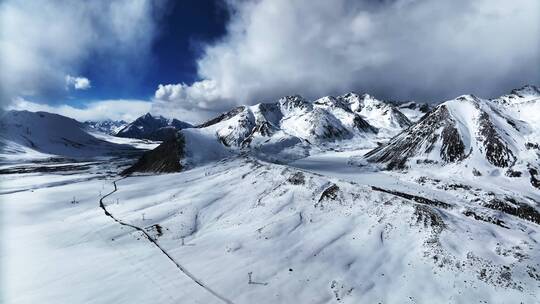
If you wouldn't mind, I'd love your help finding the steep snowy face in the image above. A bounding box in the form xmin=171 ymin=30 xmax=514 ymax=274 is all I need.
xmin=396 ymin=101 xmax=432 ymax=122
xmin=0 ymin=110 xmax=132 ymax=157
xmin=83 ymin=119 xmax=127 ymax=135
xmin=116 ymin=113 xmax=192 ymax=141
xmin=339 ymin=93 xmax=412 ymax=137
xmin=215 ymin=107 xmax=256 ymax=147
xmin=197 ymin=94 xmax=379 ymax=153
xmin=365 ymin=95 xmax=528 ymax=172
xmin=280 ymin=107 xmax=352 ymax=142
xmin=277 ymin=95 xmax=312 ymax=116
xmin=495 ymin=85 xmax=540 ymax=105
xmin=313 ymin=96 xmax=377 ymax=134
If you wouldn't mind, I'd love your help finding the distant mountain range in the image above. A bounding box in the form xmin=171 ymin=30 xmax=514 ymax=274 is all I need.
xmin=83 ymin=119 xmax=127 ymax=135
xmin=0 ymin=111 xmax=135 ymax=158
xmin=4 ymin=85 xmax=539 ymax=303
xmin=2 ymin=85 xmax=538 ymax=184
xmin=115 ymin=113 xmax=192 ymax=141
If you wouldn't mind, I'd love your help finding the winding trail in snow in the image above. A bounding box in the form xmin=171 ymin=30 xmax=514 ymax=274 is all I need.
xmin=99 ymin=177 xmax=234 ymax=304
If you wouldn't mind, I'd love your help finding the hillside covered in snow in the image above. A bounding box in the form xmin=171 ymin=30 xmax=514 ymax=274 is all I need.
xmin=2 ymin=85 xmax=540 ymax=304
xmin=0 ymin=110 xmax=141 ymax=159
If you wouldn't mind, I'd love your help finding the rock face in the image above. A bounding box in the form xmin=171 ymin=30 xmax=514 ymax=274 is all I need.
xmin=83 ymin=119 xmax=127 ymax=135
xmin=365 ymin=104 xmax=468 ymax=169
xmin=365 ymin=90 xmax=539 ymax=176
xmin=122 ymin=133 xmax=185 ymax=175
xmin=116 ymin=113 xmax=192 ymax=141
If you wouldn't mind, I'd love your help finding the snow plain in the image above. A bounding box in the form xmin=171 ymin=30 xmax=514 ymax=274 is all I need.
xmin=2 ymin=151 xmax=539 ymax=303
xmin=2 ymin=87 xmax=540 ymax=303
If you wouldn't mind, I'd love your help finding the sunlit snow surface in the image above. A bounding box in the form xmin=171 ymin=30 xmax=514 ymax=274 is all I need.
xmin=2 ymin=152 xmax=539 ymax=304
xmin=2 ymin=87 xmax=540 ymax=303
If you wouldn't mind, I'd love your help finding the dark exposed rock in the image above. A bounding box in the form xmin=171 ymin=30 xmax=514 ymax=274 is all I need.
xmin=287 ymin=172 xmax=305 ymax=185
xmin=121 ymin=133 xmax=185 ymax=175
xmin=365 ymin=105 xmax=467 ymax=169
xmin=241 ymin=121 xmax=278 ymax=148
xmin=412 ymin=205 xmax=446 ymax=234
xmin=318 ymin=184 xmax=340 ymax=203
xmin=462 ymin=210 xmax=509 ymax=229
xmin=505 ymin=169 xmax=522 ymax=178
xmin=529 ymin=167 xmax=540 ymax=189
xmin=477 ymin=112 xmax=515 ymax=168
xmin=484 ymin=197 xmax=540 ymax=225
xmin=352 ymin=115 xmax=377 ymax=133
xmin=371 ymin=186 xmax=452 ymax=209
xmin=525 ymin=142 xmax=540 ymax=150
xmin=440 ymin=124 xmax=466 ymax=162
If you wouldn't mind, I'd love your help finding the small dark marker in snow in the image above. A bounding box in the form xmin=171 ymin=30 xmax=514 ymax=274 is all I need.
xmin=289 ymin=268 xmax=293 ymax=272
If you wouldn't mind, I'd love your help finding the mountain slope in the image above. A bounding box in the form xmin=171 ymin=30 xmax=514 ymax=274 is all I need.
xmin=0 ymin=110 xmax=135 ymax=158
xmin=339 ymin=93 xmax=412 ymax=137
xmin=116 ymin=113 xmax=192 ymax=141
xmin=396 ymin=101 xmax=432 ymax=122
xmin=190 ymin=93 xmax=411 ymax=162
xmin=122 ymin=133 xmax=185 ymax=175
xmin=365 ymin=89 xmax=540 ymax=189
xmin=84 ymin=119 xmax=127 ymax=135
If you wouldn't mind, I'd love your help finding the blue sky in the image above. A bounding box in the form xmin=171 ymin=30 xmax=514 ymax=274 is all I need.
xmin=76 ymin=1 xmax=228 ymax=104
xmin=9 ymin=1 xmax=229 ymax=106
xmin=1 ymin=0 xmax=539 ymax=122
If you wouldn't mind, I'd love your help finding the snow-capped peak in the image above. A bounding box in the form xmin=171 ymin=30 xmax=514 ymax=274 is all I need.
xmin=116 ymin=112 xmax=192 ymax=141
xmin=83 ymin=119 xmax=127 ymax=135
xmin=338 ymin=92 xmax=411 ymax=135
xmin=365 ymin=93 xmax=539 ymax=184
xmin=510 ymin=84 xmax=540 ymax=97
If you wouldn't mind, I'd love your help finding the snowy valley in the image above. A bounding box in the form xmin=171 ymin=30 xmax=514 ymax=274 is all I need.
xmin=1 ymin=86 xmax=539 ymax=304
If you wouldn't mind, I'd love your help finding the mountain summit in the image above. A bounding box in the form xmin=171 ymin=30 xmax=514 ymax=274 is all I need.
xmin=116 ymin=113 xmax=192 ymax=141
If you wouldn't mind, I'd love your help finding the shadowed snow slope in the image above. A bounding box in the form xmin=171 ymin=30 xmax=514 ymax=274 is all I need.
xmin=0 ymin=110 xmax=136 ymax=158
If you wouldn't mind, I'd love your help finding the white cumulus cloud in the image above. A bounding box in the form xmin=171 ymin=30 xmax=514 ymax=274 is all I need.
xmin=0 ymin=0 xmax=166 ymax=105
xmin=152 ymin=0 xmax=540 ymax=117
xmin=65 ymin=75 xmax=91 ymax=90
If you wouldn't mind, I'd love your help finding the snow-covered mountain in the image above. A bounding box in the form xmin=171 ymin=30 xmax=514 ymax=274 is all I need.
xmin=83 ymin=119 xmax=127 ymax=135
xmin=365 ymin=86 xmax=540 ymax=190
xmin=116 ymin=113 xmax=193 ymax=141
xmin=0 ymin=110 xmax=135 ymax=158
xmin=4 ymin=86 xmax=540 ymax=304
xmin=395 ymin=101 xmax=432 ymax=122
xmin=340 ymin=93 xmax=412 ymax=137
xmin=189 ymin=93 xmax=411 ymax=163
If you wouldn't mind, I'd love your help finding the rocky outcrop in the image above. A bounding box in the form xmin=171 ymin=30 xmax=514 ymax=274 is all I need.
xmin=122 ymin=133 xmax=185 ymax=175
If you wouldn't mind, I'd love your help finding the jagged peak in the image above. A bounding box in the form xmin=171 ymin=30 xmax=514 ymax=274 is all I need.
xmin=278 ymin=94 xmax=307 ymax=103
xmin=454 ymin=94 xmax=480 ymax=102
xmin=510 ymin=84 xmax=540 ymax=97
